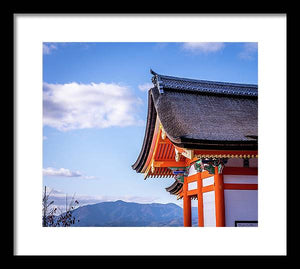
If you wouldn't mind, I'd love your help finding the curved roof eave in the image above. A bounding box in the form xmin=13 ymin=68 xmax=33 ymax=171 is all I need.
xmin=131 ymin=89 xmax=157 ymax=173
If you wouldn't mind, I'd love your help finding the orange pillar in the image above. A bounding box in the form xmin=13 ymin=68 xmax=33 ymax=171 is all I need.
xmin=183 ymin=177 xmax=191 ymax=227
xmin=197 ymin=173 xmax=204 ymax=227
xmin=214 ymin=166 xmax=225 ymax=227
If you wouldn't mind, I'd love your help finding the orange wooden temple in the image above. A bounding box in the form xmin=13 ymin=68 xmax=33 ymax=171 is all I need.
xmin=132 ymin=70 xmax=258 ymax=227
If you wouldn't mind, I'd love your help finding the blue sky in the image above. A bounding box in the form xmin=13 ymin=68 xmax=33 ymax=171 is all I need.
xmin=43 ymin=42 xmax=258 ymax=208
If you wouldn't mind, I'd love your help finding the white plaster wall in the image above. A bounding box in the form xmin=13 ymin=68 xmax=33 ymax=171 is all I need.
xmin=249 ymin=158 xmax=258 ymax=167
xmin=203 ymin=191 xmax=216 ymax=227
xmin=188 ymin=163 xmax=197 ymax=176
xmin=202 ymin=176 xmax=214 ymax=187
xmin=188 ymin=181 xmax=197 ymax=191
xmin=223 ymin=175 xmax=258 ymax=184
xmin=224 ymin=190 xmax=258 ymax=227
xmin=191 ymin=199 xmax=198 ymax=227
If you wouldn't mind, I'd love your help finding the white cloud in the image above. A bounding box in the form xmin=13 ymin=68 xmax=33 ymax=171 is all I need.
xmin=182 ymin=42 xmax=225 ymax=53
xmin=82 ymin=175 xmax=97 ymax=180
xmin=238 ymin=42 xmax=258 ymax=60
xmin=43 ymin=188 xmax=160 ymax=213
xmin=43 ymin=167 xmax=82 ymax=177
xmin=138 ymin=83 xmax=153 ymax=92
xmin=43 ymin=82 xmax=143 ymax=131
xmin=43 ymin=167 xmax=96 ymax=179
xmin=43 ymin=43 xmax=57 ymax=55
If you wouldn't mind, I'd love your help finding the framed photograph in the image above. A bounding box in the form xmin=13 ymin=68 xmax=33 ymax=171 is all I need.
xmin=14 ymin=13 xmax=287 ymax=256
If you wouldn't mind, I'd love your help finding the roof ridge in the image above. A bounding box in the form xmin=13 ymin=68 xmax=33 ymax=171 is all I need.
xmin=161 ymin=74 xmax=257 ymax=88
xmin=151 ymin=70 xmax=257 ymax=88
xmin=150 ymin=70 xmax=258 ymax=97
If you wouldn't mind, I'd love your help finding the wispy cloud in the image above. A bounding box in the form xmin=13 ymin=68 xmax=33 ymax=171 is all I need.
xmin=43 ymin=167 xmax=96 ymax=180
xmin=138 ymin=83 xmax=153 ymax=92
xmin=182 ymin=42 xmax=225 ymax=53
xmin=43 ymin=82 xmax=143 ymax=131
xmin=238 ymin=43 xmax=258 ymax=60
xmin=44 ymin=188 xmax=160 ymax=213
xmin=43 ymin=43 xmax=57 ymax=55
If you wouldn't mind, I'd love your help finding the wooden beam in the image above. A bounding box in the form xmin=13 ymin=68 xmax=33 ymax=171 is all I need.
xmin=153 ymin=161 xmax=185 ymax=168
xmin=185 ymin=157 xmax=200 ymax=166
xmin=185 ymin=171 xmax=214 ymax=183
xmin=223 ymin=167 xmax=258 ymax=175
xmin=202 ymin=185 xmax=214 ymax=193
xmin=187 ymin=189 xmax=198 ymax=196
xmin=186 ymin=173 xmax=198 ymax=183
xmin=201 ymin=170 xmax=214 ymax=179
xmin=158 ymin=141 xmax=172 ymax=144
xmin=174 ymin=145 xmax=185 ymax=154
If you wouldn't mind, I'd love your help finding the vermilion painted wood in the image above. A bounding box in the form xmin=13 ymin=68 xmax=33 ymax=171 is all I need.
xmin=202 ymin=185 xmax=214 ymax=193
xmin=181 ymin=184 xmax=215 ymax=195
xmin=186 ymin=174 xmax=198 ymax=183
xmin=185 ymin=157 xmax=200 ymax=166
xmin=154 ymin=161 xmax=186 ymax=168
xmin=197 ymin=173 xmax=204 ymax=227
xmin=214 ymin=167 xmax=225 ymax=227
xmin=187 ymin=189 xmax=198 ymax=196
xmin=200 ymin=170 xmax=215 ymax=179
xmin=183 ymin=177 xmax=192 ymax=227
xmin=174 ymin=145 xmax=185 ymax=153
xmin=142 ymin=124 xmax=160 ymax=173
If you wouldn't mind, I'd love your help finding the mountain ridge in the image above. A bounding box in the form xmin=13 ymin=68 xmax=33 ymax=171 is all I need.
xmin=70 ymin=200 xmax=198 ymax=227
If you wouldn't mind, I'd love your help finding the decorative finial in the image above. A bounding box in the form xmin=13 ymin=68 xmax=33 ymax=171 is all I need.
xmin=150 ymin=69 xmax=164 ymax=94
xmin=175 ymin=149 xmax=180 ymax=162
xmin=161 ymin=128 xmax=166 ymax=140
xmin=151 ymin=160 xmax=155 ymax=173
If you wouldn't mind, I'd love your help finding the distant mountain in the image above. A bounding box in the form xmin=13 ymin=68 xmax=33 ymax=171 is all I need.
xmin=69 ymin=200 xmax=198 ymax=227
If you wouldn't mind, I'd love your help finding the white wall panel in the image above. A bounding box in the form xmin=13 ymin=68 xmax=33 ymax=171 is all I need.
xmin=224 ymin=190 xmax=258 ymax=227
xmin=188 ymin=181 xmax=197 ymax=191
xmin=249 ymin=158 xmax=258 ymax=167
xmin=203 ymin=191 xmax=216 ymax=227
xmin=188 ymin=164 xmax=197 ymax=176
xmin=223 ymin=175 xmax=258 ymax=184
xmin=202 ymin=176 xmax=214 ymax=187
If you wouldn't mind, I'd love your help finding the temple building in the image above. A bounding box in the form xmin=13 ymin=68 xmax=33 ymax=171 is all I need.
xmin=132 ymin=70 xmax=258 ymax=227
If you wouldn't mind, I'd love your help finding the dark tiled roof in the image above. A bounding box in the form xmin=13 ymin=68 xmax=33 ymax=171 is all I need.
xmin=151 ymin=70 xmax=258 ymax=150
xmin=165 ymin=180 xmax=183 ymax=195
xmin=132 ymin=70 xmax=258 ymax=173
